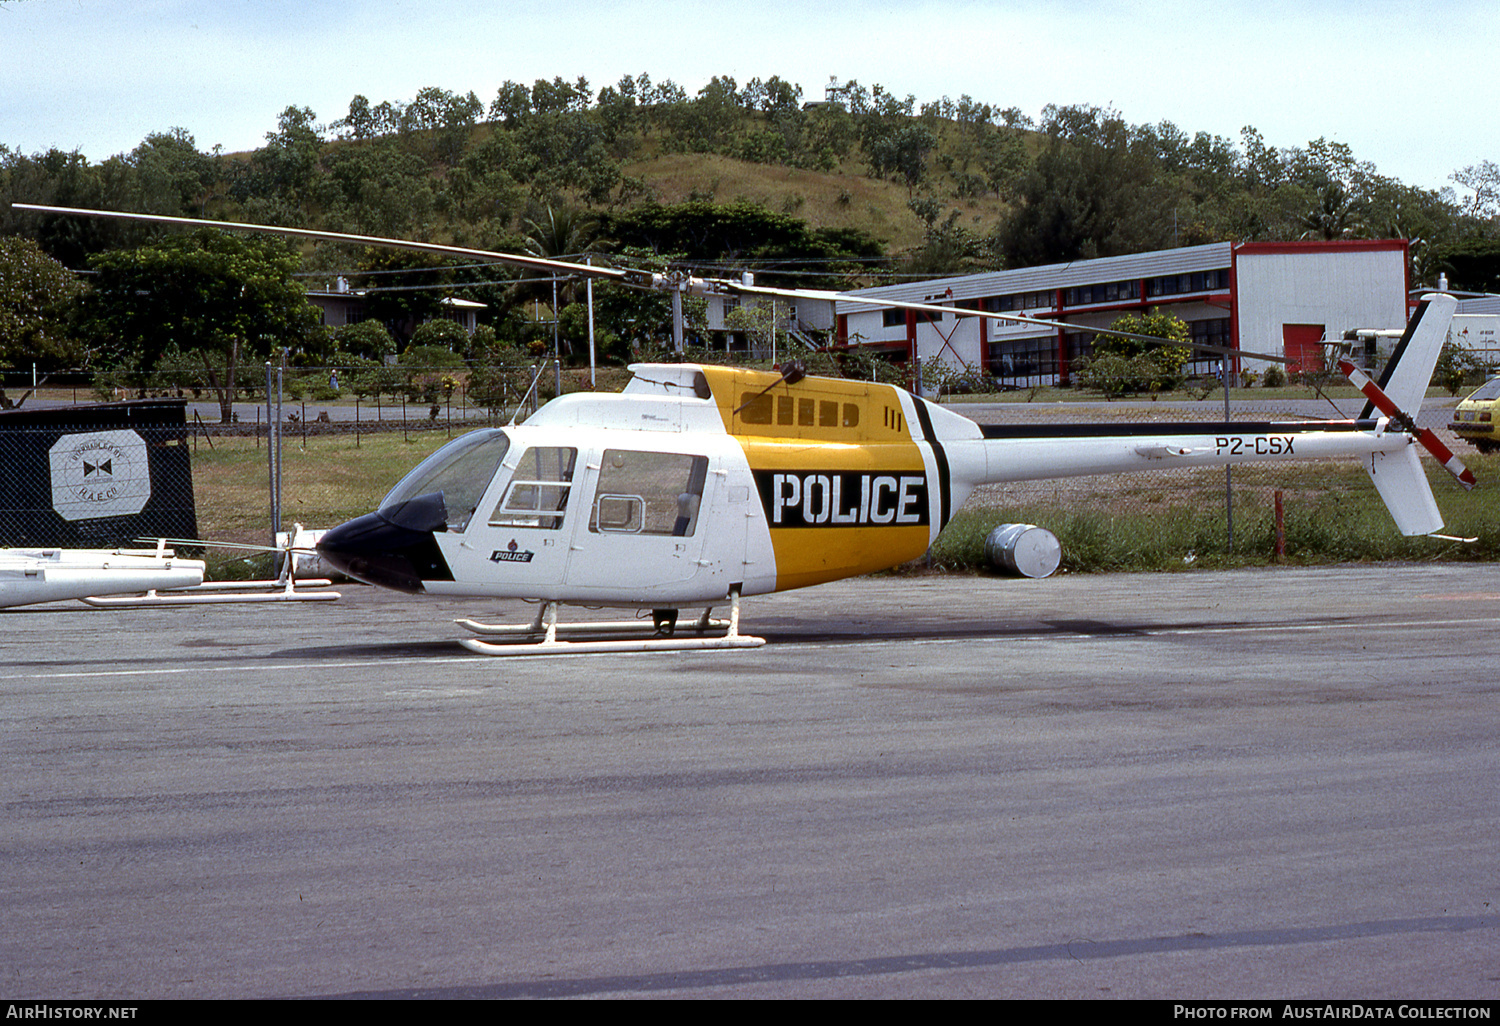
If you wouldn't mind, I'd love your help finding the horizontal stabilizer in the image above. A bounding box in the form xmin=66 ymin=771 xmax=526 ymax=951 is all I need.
xmin=1365 ymin=446 xmax=1444 ymax=536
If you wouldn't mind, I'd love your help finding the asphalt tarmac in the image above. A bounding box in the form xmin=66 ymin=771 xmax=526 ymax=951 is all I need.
xmin=2 ymin=564 xmax=1497 ymax=1000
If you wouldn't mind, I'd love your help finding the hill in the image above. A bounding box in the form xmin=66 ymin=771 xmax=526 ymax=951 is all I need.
xmin=4 ymin=74 xmax=1497 ymax=290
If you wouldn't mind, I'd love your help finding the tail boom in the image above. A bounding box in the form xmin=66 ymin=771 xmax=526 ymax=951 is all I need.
xmin=938 ymin=420 xmax=1441 ymax=537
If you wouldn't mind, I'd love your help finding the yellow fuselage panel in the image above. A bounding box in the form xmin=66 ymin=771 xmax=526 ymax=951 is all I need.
xmin=764 ymin=525 xmax=931 ymax=592
xmin=737 ymin=437 xmax=931 ymax=592
xmin=697 ymin=365 xmax=914 ymax=443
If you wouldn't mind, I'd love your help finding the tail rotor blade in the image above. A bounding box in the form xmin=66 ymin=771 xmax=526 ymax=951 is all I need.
xmin=1340 ymin=359 xmax=1401 ymax=419
xmin=1414 ymin=426 xmax=1478 ymax=490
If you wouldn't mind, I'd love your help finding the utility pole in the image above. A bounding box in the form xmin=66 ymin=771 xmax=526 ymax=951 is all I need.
xmin=586 ymin=256 xmax=596 ymax=388
xmin=671 ymin=285 xmax=684 ymax=355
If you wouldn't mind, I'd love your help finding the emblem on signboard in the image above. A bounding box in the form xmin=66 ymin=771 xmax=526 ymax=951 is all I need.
xmin=48 ymin=429 xmax=152 ymax=521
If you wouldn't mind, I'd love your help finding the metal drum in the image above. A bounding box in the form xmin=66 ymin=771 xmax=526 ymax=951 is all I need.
xmin=984 ymin=523 xmax=1061 ymax=579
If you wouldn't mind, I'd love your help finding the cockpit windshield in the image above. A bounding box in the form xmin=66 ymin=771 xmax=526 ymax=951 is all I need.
xmin=380 ymin=428 xmax=511 ymax=532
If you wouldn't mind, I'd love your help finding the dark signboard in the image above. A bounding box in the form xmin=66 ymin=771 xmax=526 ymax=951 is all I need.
xmin=0 ymin=400 xmax=198 ymax=547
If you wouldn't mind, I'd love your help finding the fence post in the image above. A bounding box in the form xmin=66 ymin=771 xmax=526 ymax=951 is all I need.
xmin=1223 ymin=355 xmax=1233 ymax=553
xmin=1275 ymin=490 xmax=1286 ymax=561
xmin=266 ymin=362 xmax=281 ymax=544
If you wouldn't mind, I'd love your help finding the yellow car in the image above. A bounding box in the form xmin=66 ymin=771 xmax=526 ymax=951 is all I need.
xmin=1451 ymin=377 xmax=1500 ymax=453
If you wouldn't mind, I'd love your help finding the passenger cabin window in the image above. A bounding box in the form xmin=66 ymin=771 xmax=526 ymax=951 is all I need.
xmin=739 ymin=392 xmax=773 ymax=424
xmin=590 ymin=450 xmax=710 ymax=537
xmin=489 ymin=446 xmax=577 ymax=530
xmin=744 ymin=392 xmax=863 ymax=433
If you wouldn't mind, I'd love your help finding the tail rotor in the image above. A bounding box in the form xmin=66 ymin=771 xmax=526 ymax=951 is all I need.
xmin=1340 ymin=358 xmax=1476 ymax=491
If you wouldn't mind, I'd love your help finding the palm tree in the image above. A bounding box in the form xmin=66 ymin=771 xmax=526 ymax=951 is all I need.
xmin=1298 ymin=183 xmax=1367 ymax=240
xmin=519 ymin=206 xmax=603 ymax=357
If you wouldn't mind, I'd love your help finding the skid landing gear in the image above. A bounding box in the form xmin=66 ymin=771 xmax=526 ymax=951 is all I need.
xmin=456 ymin=589 xmax=765 ymax=655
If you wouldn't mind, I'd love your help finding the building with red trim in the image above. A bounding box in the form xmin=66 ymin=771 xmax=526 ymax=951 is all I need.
xmin=836 ymin=239 xmax=1410 ymax=386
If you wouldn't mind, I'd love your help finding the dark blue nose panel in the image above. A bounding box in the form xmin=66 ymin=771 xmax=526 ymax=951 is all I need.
xmin=316 ymin=492 xmax=454 ymax=594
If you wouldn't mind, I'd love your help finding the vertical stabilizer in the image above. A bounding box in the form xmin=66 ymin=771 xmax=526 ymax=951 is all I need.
xmin=1361 ymin=293 xmax=1457 ymax=418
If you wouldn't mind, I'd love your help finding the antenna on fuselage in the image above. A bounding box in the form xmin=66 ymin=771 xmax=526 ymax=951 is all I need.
xmin=508 ymin=364 xmax=546 ymax=426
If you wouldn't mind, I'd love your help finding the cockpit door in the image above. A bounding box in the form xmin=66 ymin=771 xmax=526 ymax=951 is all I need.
xmin=441 ymin=444 xmax=582 ymax=594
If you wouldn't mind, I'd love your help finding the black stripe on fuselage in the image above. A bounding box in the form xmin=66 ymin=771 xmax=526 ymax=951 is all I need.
xmin=978 ymin=420 xmax=1378 ymax=440
xmin=911 ymin=399 xmax=952 ymax=530
xmin=1360 ymin=298 xmax=1428 ymax=421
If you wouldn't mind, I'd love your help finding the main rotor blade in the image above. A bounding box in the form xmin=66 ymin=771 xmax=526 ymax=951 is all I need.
xmin=14 ymin=203 xmax=1289 ymax=363
xmin=726 ymin=280 xmax=1295 ymax=365
xmin=12 ymin=203 xmax=638 ymax=284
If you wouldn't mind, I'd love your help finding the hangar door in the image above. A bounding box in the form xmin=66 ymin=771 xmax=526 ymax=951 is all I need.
xmin=1282 ymin=323 xmax=1326 ymax=374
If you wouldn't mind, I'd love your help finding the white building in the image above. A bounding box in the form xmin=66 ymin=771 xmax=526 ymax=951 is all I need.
xmin=836 ymin=240 xmax=1411 ymax=386
xmin=705 ymin=289 xmax=837 ymax=357
xmin=1451 ymin=295 xmax=1500 ymax=360
xmin=304 ymin=286 xmax=486 ymax=337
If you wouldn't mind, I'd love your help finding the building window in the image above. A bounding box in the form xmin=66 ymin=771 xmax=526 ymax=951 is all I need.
xmin=1185 ymin=318 xmax=1232 ymax=375
xmin=986 ymin=290 xmax=1054 ymax=313
xmin=1063 ymin=279 xmax=1141 ymax=306
xmin=987 ymin=336 xmax=1059 ymax=384
xmin=1146 ymin=268 xmax=1228 ymax=298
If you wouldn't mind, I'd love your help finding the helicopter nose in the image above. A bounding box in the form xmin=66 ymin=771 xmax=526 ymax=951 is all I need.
xmin=316 ymin=492 xmax=454 ymax=594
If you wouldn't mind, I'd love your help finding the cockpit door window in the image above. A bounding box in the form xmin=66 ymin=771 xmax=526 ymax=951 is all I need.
xmin=488 ymin=446 xmax=578 ymax=530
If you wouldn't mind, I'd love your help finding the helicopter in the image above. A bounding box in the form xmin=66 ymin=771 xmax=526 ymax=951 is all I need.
xmin=0 ymin=546 xmax=205 ymax=609
xmin=10 ymin=204 xmax=1476 ymax=653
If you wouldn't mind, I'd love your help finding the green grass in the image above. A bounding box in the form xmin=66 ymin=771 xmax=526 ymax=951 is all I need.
xmin=192 ymin=430 xmax=456 ymax=543
xmin=929 ymin=453 xmax=1500 ymax=573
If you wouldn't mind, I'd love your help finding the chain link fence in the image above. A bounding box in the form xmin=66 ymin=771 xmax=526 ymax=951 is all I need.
xmin=0 ymin=401 xmax=199 ymax=549
xmin=4 ymin=370 xmax=1491 ymax=574
xmin=937 ymin=393 xmax=1494 ymax=569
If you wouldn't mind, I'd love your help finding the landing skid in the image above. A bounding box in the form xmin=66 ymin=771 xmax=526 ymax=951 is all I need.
xmin=81 ymin=578 xmax=340 ymax=606
xmin=456 ymin=592 xmax=765 ymax=655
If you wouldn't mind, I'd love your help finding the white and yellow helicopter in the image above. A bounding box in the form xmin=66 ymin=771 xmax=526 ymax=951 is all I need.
xmin=13 ymin=204 xmax=1476 ymax=653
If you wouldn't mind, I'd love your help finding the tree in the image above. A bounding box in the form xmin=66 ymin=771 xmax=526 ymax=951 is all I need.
xmin=398 ymin=339 xmax=466 ymax=410
xmin=83 ymin=229 xmax=318 ymax=421
xmin=1450 ymin=160 xmax=1500 ymax=220
xmin=516 ymin=205 xmax=602 ymax=338
xmin=866 ymin=124 xmax=936 ymax=197
xmin=1437 ymin=238 xmax=1500 ymax=294
xmin=128 ymin=129 xmax=215 ymax=215
xmin=230 ymin=105 xmax=324 ymax=224
xmin=331 ymin=319 xmax=396 ymax=362
xmin=599 ymin=200 xmax=883 ymax=289
xmin=904 ymin=200 xmax=985 ymax=277
xmin=1297 ymin=181 xmax=1367 ymax=240
xmin=994 ymin=106 xmax=1181 ymax=266
xmin=1433 ymin=339 xmax=1491 ymax=396
xmin=408 ymin=318 xmax=470 ymax=352
xmin=402 ymin=87 xmax=483 ymax=163
xmin=348 ymin=249 xmax=453 ymax=343
xmin=321 ymin=140 xmax=436 ymax=237
xmin=1077 ymin=310 xmax=1192 ymax=398
xmin=0 ymin=235 xmax=86 ymax=407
